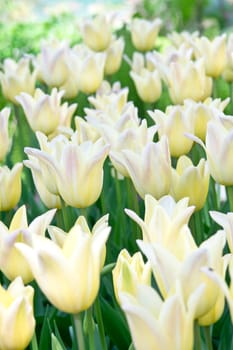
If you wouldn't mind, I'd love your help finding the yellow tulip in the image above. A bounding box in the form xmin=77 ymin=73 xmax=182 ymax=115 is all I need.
xmin=16 ymin=215 xmax=111 ymax=313
xmin=130 ymin=68 xmax=162 ymax=103
xmin=0 ymin=57 xmax=36 ymax=104
xmin=205 ymin=117 xmax=233 ymax=186
xmin=138 ymin=229 xmax=226 ymax=322
xmin=222 ymin=33 xmax=233 ymax=82
xmin=112 ymin=249 xmax=151 ymax=304
xmin=126 ymin=194 xmax=196 ymax=259
xmin=35 ymin=38 xmax=70 ymax=87
xmin=16 ymin=88 xmax=77 ymax=135
xmin=183 ymin=97 xmax=229 ymax=141
xmin=113 ymin=136 xmax=171 ymax=199
xmin=0 ymin=276 xmax=35 ymax=350
xmin=104 ymin=37 xmax=125 ymax=75
xmin=119 ymin=282 xmax=197 ymax=350
xmin=163 ymin=58 xmax=212 ymax=104
xmin=80 ymin=14 xmax=112 ymax=51
xmin=0 ymin=107 xmax=11 ymax=162
xmin=170 ymin=156 xmax=210 ymax=211
xmin=194 ymin=34 xmax=227 ymax=78
xmin=0 ymin=205 xmax=56 ymax=283
xmin=25 ymin=132 xmax=109 ymax=208
xmin=0 ymin=163 xmax=23 ymax=211
xmin=149 ymin=105 xmax=194 ymax=157
xmin=130 ymin=18 xmax=162 ymax=51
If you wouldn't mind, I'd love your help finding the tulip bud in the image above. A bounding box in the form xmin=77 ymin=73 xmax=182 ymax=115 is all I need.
xmin=170 ymin=156 xmax=210 ymax=211
xmin=130 ymin=18 xmax=162 ymax=51
xmin=0 ymin=205 xmax=56 ymax=283
xmin=0 ymin=277 xmax=35 ymax=350
xmin=16 ymin=215 xmax=111 ymax=313
xmin=0 ymin=57 xmax=36 ymax=104
xmin=0 ymin=163 xmax=23 ymax=211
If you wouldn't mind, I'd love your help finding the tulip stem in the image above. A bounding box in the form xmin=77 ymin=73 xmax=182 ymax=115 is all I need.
xmin=85 ymin=307 xmax=95 ymax=350
xmin=203 ymin=326 xmax=213 ymax=350
xmin=226 ymin=186 xmax=233 ymax=212
xmin=194 ymin=322 xmax=202 ymax=350
xmin=94 ymin=297 xmax=108 ymax=350
xmin=72 ymin=313 xmax=86 ymax=350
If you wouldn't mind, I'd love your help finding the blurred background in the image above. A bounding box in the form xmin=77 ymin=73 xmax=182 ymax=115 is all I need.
xmin=1 ymin=0 xmax=233 ymax=60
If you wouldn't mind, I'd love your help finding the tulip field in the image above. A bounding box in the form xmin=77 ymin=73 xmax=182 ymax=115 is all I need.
xmin=1 ymin=0 xmax=233 ymax=349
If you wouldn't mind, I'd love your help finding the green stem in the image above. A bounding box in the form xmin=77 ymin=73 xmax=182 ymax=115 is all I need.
xmin=194 ymin=322 xmax=202 ymax=350
xmin=30 ymin=332 xmax=39 ymax=350
xmin=226 ymin=186 xmax=233 ymax=212
xmin=85 ymin=307 xmax=95 ymax=350
xmin=60 ymin=199 xmax=73 ymax=231
xmin=113 ymin=168 xmax=124 ymax=247
xmin=72 ymin=313 xmax=85 ymax=350
xmin=94 ymin=298 xmax=108 ymax=350
xmin=189 ymin=210 xmax=203 ymax=245
xmin=203 ymin=326 xmax=213 ymax=350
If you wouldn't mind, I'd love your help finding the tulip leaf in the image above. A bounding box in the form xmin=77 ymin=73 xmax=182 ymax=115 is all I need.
xmin=51 ymin=334 xmax=64 ymax=350
xmin=100 ymin=297 xmax=131 ymax=350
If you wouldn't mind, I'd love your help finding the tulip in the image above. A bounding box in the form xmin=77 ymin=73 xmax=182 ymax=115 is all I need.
xmin=0 ymin=107 xmax=11 ymax=162
xmin=102 ymin=119 xmax=157 ymax=177
xmin=149 ymin=105 xmax=194 ymax=157
xmin=0 ymin=205 xmax=56 ymax=283
xmin=168 ymin=30 xmax=199 ymax=49
xmin=222 ymin=33 xmax=233 ymax=82
xmin=130 ymin=68 xmax=162 ymax=103
xmin=104 ymin=37 xmax=125 ymax=75
xmin=138 ymin=229 xmax=227 ymax=322
xmin=130 ymin=18 xmax=162 ymax=51
xmin=183 ymin=97 xmax=229 ymax=141
xmin=119 ymin=282 xmax=198 ymax=350
xmin=0 ymin=163 xmax=23 ymax=211
xmin=25 ymin=132 xmax=110 ymax=208
xmin=210 ymin=210 xmax=233 ymax=254
xmin=16 ymin=88 xmax=77 ymax=135
xmin=112 ymin=136 xmax=172 ymax=199
xmin=170 ymin=156 xmax=210 ymax=211
xmin=80 ymin=14 xmax=112 ymax=51
xmin=0 ymin=57 xmax=36 ymax=104
xmin=112 ymin=249 xmax=151 ymax=304
xmin=16 ymin=215 xmax=111 ymax=313
xmin=126 ymin=194 xmax=196 ymax=259
xmin=35 ymin=38 xmax=70 ymax=87
xmin=204 ymin=117 xmax=233 ymax=186
xmin=0 ymin=277 xmax=35 ymax=350
xmin=163 ymin=58 xmax=212 ymax=104
xmin=73 ymin=45 xmax=106 ymax=94
xmin=194 ymin=34 xmax=227 ymax=78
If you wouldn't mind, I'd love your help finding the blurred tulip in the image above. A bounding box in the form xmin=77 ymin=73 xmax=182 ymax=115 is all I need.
xmin=0 ymin=107 xmax=11 ymax=162
xmin=0 ymin=163 xmax=23 ymax=211
xmin=0 ymin=277 xmax=35 ymax=350
xmin=25 ymin=132 xmax=109 ymax=208
xmin=16 ymin=88 xmax=77 ymax=135
xmin=130 ymin=18 xmax=162 ymax=51
xmin=35 ymin=38 xmax=70 ymax=87
xmin=194 ymin=34 xmax=227 ymax=78
xmin=112 ymin=136 xmax=171 ymax=199
xmin=119 ymin=282 xmax=197 ymax=350
xmin=0 ymin=205 xmax=56 ymax=282
xmin=204 ymin=117 xmax=233 ymax=185
xmin=130 ymin=68 xmax=162 ymax=103
xmin=0 ymin=57 xmax=36 ymax=104
xmin=163 ymin=58 xmax=212 ymax=104
xmin=16 ymin=215 xmax=111 ymax=313
xmin=112 ymin=249 xmax=151 ymax=304
xmin=170 ymin=156 xmax=210 ymax=211
xmin=149 ymin=105 xmax=194 ymax=157
xmin=168 ymin=30 xmax=199 ymax=49
xmin=222 ymin=33 xmax=233 ymax=82
xmin=183 ymin=97 xmax=229 ymax=141
xmin=210 ymin=210 xmax=233 ymax=253
xmin=80 ymin=14 xmax=112 ymax=51
xmin=126 ymin=194 xmax=196 ymax=258
xmin=104 ymin=37 xmax=125 ymax=75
